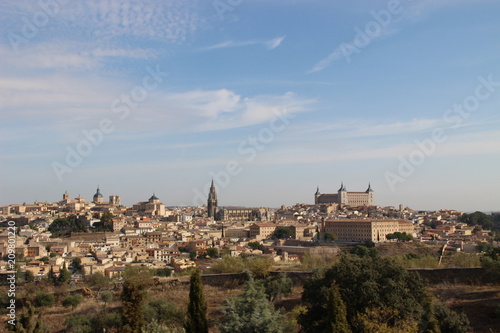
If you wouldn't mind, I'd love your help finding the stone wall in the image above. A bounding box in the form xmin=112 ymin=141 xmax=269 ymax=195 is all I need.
xmin=200 ymin=268 xmax=491 ymax=287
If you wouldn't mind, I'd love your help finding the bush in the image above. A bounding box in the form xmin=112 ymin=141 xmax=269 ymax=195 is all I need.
xmin=435 ymin=302 xmax=470 ymax=333
xmin=155 ymin=268 xmax=172 ymax=277
xmin=144 ymin=298 xmax=183 ymax=327
xmin=62 ymin=294 xmax=83 ymax=310
xmin=35 ymin=292 xmax=55 ymax=308
xmin=65 ymin=315 xmax=92 ymax=333
xmin=100 ymin=291 xmax=113 ymax=305
xmin=299 ymin=255 xmax=427 ymax=332
xmin=262 ymin=273 xmax=293 ymax=303
xmin=219 ymin=276 xmax=292 ymax=333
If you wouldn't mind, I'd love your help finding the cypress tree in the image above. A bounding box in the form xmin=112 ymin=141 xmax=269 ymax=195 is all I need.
xmin=121 ymin=277 xmax=147 ymax=333
xmin=185 ymin=269 xmax=208 ymax=333
xmin=58 ymin=262 xmax=71 ymax=285
xmin=16 ymin=301 xmax=48 ymax=333
xmin=47 ymin=266 xmax=56 ymax=284
xmin=327 ymin=282 xmax=351 ymax=333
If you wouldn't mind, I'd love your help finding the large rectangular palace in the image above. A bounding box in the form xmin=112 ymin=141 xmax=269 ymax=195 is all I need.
xmin=314 ymin=183 xmax=374 ymax=206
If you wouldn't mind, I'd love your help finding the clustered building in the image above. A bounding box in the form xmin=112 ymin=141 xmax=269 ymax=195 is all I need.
xmin=1 ymin=180 xmax=491 ymax=283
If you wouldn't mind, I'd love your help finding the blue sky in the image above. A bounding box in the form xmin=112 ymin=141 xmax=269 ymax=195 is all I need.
xmin=1 ymin=0 xmax=499 ymax=212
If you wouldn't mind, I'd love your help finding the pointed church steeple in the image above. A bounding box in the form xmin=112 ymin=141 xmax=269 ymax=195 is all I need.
xmin=207 ymin=179 xmax=218 ymax=219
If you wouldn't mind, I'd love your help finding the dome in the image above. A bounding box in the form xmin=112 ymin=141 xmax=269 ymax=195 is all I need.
xmin=93 ymin=186 xmax=103 ymax=198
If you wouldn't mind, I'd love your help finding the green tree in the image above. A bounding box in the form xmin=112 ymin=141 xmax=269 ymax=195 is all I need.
xmin=25 ymin=270 xmax=35 ymax=283
xmin=271 ymin=227 xmax=292 ymax=239
xmin=460 ymin=211 xmax=494 ymax=230
xmin=65 ymin=314 xmax=91 ymax=333
xmin=219 ymin=276 xmax=291 ymax=333
xmin=349 ymin=245 xmax=378 ymax=258
xmin=48 ymin=216 xmax=87 ymax=237
xmin=39 ymin=257 xmax=49 ymax=265
xmin=58 ymin=262 xmax=71 ymax=285
xmin=185 ymin=269 xmax=208 ymax=333
xmin=477 ymin=242 xmax=494 ymax=253
xmin=155 ymin=268 xmax=172 ymax=277
xmin=248 ymin=241 xmax=261 ymax=250
xmin=144 ymin=298 xmax=183 ymax=327
xmin=121 ymin=267 xmax=150 ymax=333
xmin=352 ymin=306 xmax=418 ymax=333
xmin=85 ymin=272 xmax=110 ymax=295
xmin=189 ymin=250 xmax=197 ymax=260
xmin=247 ymin=255 xmax=274 ymax=279
xmin=15 ymin=301 xmax=48 ymax=333
xmin=47 ymin=266 xmax=56 ymax=284
xmin=35 ymin=292 xmax=55 ymax=308
xmin=62 ymin=295 xmax=83 ymax=311
xmin=100 ymin=211 xmax=114 ymax=231
xmin=324 ymin=232 xmax=337 ymax=241
xmin=208 ymin=256 xmax=246 ymax=274
xmin=206 ymin=247 xmax=219 ymax=258
xmin=326 ymin=282 xmax=351 ymax=333
xmin=480 ymin=247 xmax=500 ymax=280
xmin=299 ymin=255 xmax=427 ymax=333
xmin=434 ymin=302 xmax=469 ymax=333
xmin=72 ymin=257 xmax=82 ymax=270
xmin=262 ymin=273 xmax=293 ymax=303
xmin=100 ymin=291 xmax=113 ymax=306
xmin=90 ymin=312 xmax=123 ymax=332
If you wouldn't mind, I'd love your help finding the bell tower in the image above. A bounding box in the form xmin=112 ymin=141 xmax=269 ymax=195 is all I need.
xmin=207 ymin=180 xmax=218 ymax=220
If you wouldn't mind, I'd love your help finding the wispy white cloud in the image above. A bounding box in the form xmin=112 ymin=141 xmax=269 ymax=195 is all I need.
xmin=308 ymin=28 xmax=396 ymax=73
xmin=137 ymin=89 xmax=314 ymax=132
xmin=0 ymin=0 xmax=202 ymax=44
xmin=203 ymin=36 xmax=285 ymax=51
xmin=308 ymin=0 xmax=484 ymax=73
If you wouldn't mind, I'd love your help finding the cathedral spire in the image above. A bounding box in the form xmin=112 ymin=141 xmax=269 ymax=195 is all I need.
xmin=207 ymin=179 xmax=218 ymax=219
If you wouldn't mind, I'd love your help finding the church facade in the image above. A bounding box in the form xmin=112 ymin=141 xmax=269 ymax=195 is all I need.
xmin=315 ymin=183 xmax=374 ymax=206
xmin=207 ymin=180 xmax=270 ymax=222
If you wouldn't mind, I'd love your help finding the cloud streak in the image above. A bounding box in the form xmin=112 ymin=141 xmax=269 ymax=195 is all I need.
xmin=203 ymin=36 xmax=285 ymax=50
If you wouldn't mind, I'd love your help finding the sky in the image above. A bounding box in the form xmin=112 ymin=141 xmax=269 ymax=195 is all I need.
xmin=1 ymin=0 xmax=499 ymax=212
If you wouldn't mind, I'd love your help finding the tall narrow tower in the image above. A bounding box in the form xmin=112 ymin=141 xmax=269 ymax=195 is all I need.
xmin=207 ymin=180 xmax=218 ymax=220
xmin=314 ymin=186 xmax=321 ymax=204
xmin=338 ymin=182 xmax=347 ymax=205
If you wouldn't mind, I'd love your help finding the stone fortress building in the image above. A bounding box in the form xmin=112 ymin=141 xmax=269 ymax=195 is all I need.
xmin=314 ymin=182 xmax=374 ymax=206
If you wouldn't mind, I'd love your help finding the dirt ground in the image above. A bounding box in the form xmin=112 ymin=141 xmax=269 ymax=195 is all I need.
xmin=429 ymin=284 xmax=500 ymax=333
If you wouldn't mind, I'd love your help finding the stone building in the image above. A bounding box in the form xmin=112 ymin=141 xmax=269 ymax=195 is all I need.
xmin=315 ymin=183 xmax=374 ymax=206
xmin=323 ymin=218 xmax=414 ymax=242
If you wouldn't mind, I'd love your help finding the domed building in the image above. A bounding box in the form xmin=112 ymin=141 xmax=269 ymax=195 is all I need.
xmin=93 ymin=186 xmax=103 ymax=204
xmin=131 ymin=193 xmax=167 ymax=217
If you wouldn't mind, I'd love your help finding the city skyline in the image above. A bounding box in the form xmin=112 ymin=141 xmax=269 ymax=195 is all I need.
xmin=1 ymin=0 xmax=500 ymax=212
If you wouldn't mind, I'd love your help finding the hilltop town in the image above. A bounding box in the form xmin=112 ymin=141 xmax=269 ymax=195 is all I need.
xmin=1 ymin=182 xmax=498 ymax=282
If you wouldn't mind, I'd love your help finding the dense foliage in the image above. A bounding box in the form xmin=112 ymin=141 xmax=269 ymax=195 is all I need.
xmin=121 ymin=267 xmax=151 ymax=333
xmin=459 ymin=211 xmax=496 ymax=230
xmin=219 ymin=276 xmax=292 ymax=333
xmin=208 ymin=255 xmax=274 ymax=278
xmin=386 ymin=231 xmax=413 ymax=241
xmin=271 ymin=227 xmax=292 ymax=239
xmin=299 ymin=254 xmax=469 ymax=333
xmin=48 ymin=216 xmax=87 ymax=237
xmin=480 ymin=247 xmax=500 ymax=280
